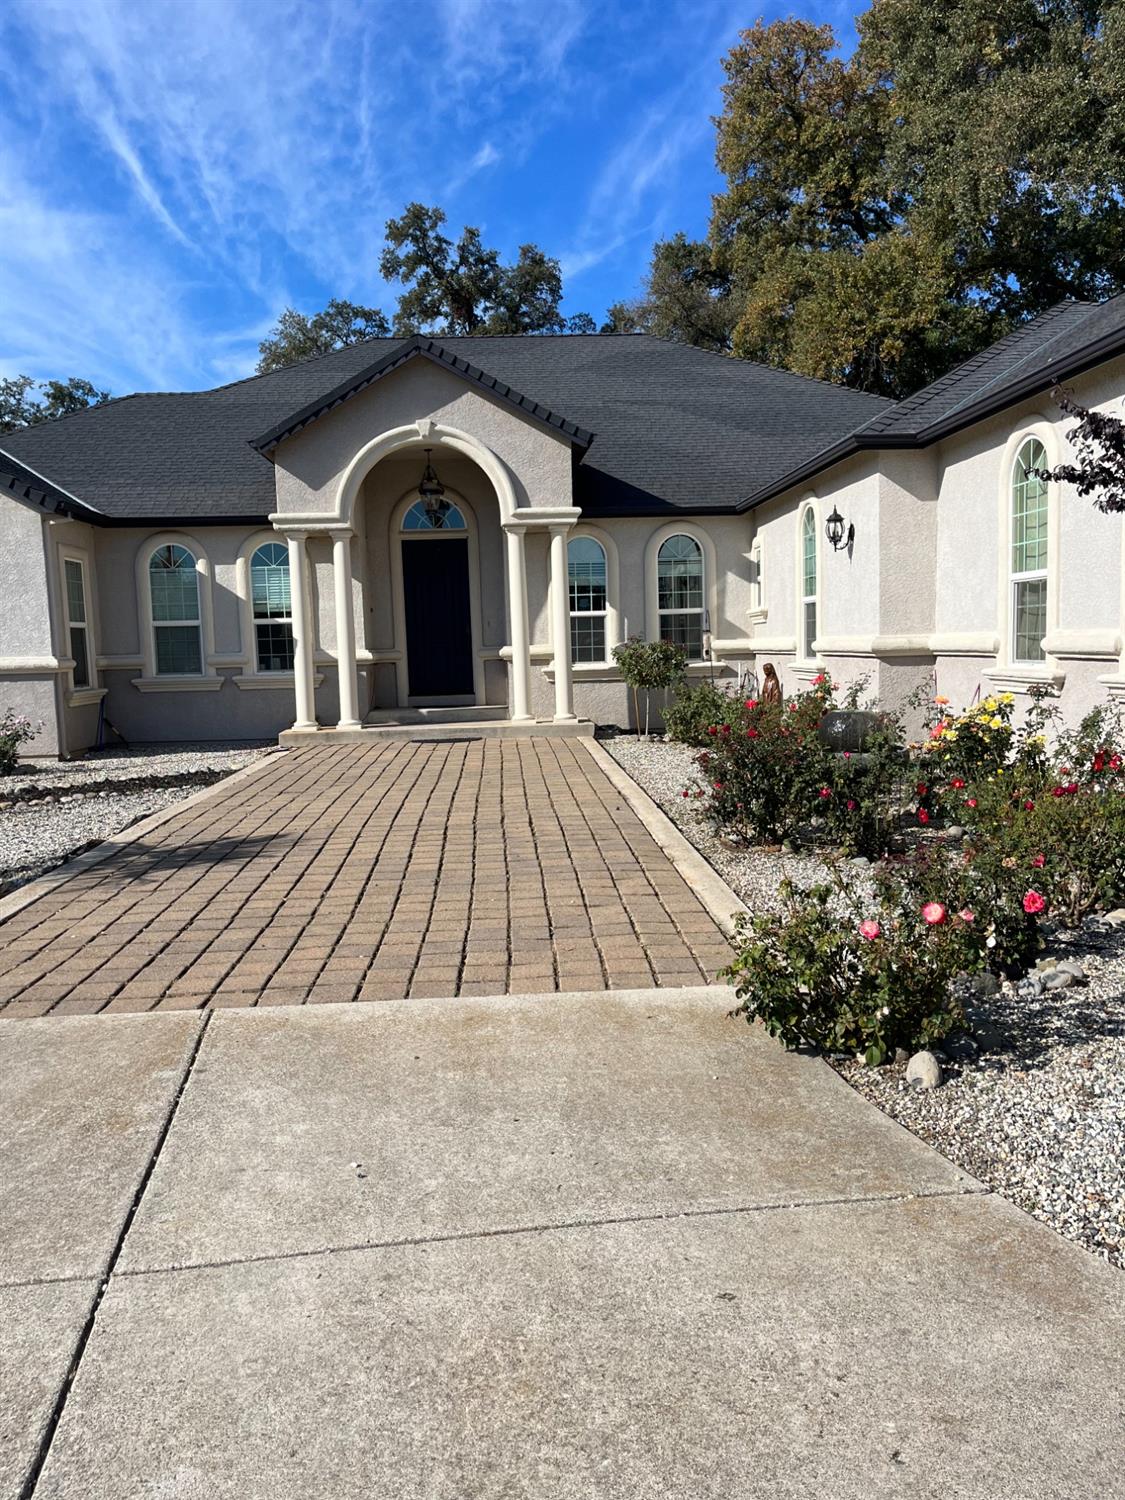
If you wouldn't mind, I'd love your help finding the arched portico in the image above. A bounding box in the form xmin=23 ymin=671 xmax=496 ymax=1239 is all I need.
xmin=269 ymin=419 xmax=580 ymax=730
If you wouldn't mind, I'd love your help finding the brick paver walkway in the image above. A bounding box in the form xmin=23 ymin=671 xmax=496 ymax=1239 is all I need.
xmin=0 ymin=741 xmax=731 ymax=1017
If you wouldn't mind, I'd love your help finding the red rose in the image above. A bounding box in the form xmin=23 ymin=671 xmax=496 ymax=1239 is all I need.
xmin=1031 ymin=853 xmax=1045 ymax=868
xmin=1022 ymin=890 xmax=1047 ymax=915
xmin=1023 ymin=800 xmax=1035 ymax=811
xmin=819 ymin=787 xmax=831 ymax=799
xmin=1093 ymin=751 xmax=1106 ymax=772
xmin=846 ymin=799 xmax=856 ymax=811
xmin=917 ymin=808 xmax=930 ymax=825
xmin=951 ymin=778 xmax=966 ymax=789
xmin=706 ymin=725 xmax=717 ymax=736
xmin=965 ymin=797 xmax=977 ymax=808
xmin=1051 ymin=786 xmax=1064 ymax=798
xmin=916 ymin=783 xmax=928 ymax=797
xmin=746 ymin=728 xmax=759 ymax=739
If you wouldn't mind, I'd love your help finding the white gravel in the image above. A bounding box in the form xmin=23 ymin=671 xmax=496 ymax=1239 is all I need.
xmin=603 ymin=732 xmax=1125 ymax=1268
xmin=0 ymin=742 xmax=272 ymax=891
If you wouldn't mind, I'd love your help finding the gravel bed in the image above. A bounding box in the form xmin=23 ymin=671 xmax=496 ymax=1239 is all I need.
xmin=0 ymin=742 xmax=272 ymax=892
xmin=602 ymin=733 xmax=832 ymax=914
xmin=603 ymin=732 xmax=1125 ymax=1268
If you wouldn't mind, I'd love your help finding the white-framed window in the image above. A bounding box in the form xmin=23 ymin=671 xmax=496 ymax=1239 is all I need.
xmin=148 ymin=543 xmax=203 ymax=675
xmin=800 ymin=509 xmax=817 ymax=659
xmin=750 ymin=541 xmax=763 ymax=611
xmin=568 ymin=535 xmax=608 ymax=663
xmin=402 ymin=498 xmax=467 ymax=531
xmin=1010 ymin=437 xmax=1048 ymax=664
xmin=657 ymin=533 xmax=704 ymax=659
xmin=62 ymin=557 xmax=91 ymax=688
xmin=250 ymin=542 xmax=295 ymax=672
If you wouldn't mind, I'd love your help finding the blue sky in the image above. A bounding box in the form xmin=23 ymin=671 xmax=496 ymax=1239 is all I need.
xmin=0 ymin=0 xmax=857 ymax=395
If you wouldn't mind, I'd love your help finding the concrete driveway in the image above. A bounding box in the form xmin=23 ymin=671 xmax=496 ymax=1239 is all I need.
xmin=3 ymin=988 xmax=1121 ymax=1499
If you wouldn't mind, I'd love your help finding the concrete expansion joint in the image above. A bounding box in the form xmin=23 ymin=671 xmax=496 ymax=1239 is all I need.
xmin=109 ymin=1182 xmax=991 ymax=1285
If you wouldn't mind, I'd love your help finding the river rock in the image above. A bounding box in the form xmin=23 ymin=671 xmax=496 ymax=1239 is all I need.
xmin=906 ymin=1050 xmax=943 ymax=1090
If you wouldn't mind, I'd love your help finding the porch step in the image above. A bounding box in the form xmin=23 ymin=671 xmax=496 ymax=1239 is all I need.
xmin=279 ymin=718 xmax=595 ymax=746
xmin=363 ymin=705 xmax=509 ymax=726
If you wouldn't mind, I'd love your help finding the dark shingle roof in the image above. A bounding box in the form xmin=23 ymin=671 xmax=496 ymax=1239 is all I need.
xmin=2 ymin=297 xmax=1121 ymax=525
xmin=250 ymin=337 xmax=596 ymax=453
xmin=0 ymin=334 xmax=891 ymax=523
xmin=742 ymin=295 xmax=1125 ymax=508
xmin=0 ymin=448 xmax=101 ymax=521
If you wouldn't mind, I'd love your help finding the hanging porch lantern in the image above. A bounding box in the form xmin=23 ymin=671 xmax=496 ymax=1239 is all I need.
xmin=417 ymin=448 xmax=448 ymax=522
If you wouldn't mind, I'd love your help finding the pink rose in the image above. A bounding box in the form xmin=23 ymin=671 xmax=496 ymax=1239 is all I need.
xmin=819 ymin=787 xmax=831 ymax=800
xmin=958 ymin=909 xmax=975 ymax=924
xmin=745 ymin=699 xmax=759 ymax=709
xmin=846 ymin=799 xmax=856 ymax=811
xmin=1023 ymin=890 xmax=1047 ymax=915
xmin=921 ymin=902 xmax=946 ymax=926
xmin=1031 ymin=854 xmax=1046 ymax=868
xmin=859 ymin=919 xmax=881 ymax=940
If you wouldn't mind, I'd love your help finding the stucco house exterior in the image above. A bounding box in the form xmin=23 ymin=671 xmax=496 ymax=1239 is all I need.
xmin=1 ymin=297 xmax=1123 ymax=757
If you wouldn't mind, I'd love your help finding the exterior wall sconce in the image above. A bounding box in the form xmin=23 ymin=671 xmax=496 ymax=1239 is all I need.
xmin=825 ymin=506 xmax=854 ymax=552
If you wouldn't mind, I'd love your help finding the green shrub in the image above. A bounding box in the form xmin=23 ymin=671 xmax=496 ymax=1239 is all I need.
xmin=0 ymin=711 xmax=38 ymax=775
xmin=663 ymin=680 xmax=744 ymax=747
xmin=724 ymin=875 xmax=981 ymax=1065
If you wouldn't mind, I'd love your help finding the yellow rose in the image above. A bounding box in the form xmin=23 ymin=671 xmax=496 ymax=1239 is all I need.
xmin=989 ymin=716 xmax=1003 ymax=729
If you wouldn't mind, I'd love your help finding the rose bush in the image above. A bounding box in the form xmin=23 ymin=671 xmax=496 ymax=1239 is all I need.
xmin=724 ymin=875 xmax=981 ymax=1064
xmin=0 ymin=711 xmax=38 ymax=775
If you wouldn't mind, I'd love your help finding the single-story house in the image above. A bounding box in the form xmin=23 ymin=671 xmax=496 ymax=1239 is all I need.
xmin=2 ymin=296 xmax=1123 ymax=756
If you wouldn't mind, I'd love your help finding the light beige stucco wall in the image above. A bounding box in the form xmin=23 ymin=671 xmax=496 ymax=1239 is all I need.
xmin=272 ymin=359 xmax=575 ymax=517
xmin=0 ymin=500 xmax=62 ymax=756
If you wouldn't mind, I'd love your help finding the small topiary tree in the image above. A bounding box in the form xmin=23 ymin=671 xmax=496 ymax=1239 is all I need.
xmin=612 ymin=637 xmax=688 ymax=735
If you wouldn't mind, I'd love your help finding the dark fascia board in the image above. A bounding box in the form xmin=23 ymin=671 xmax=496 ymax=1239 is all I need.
xmin=249 ymin=337 xmax=596 ymax=456
xmin=0 ymin=449 xmax=106 ymax=524
xmin=738 ymin=319 xmax=1125 ymax=512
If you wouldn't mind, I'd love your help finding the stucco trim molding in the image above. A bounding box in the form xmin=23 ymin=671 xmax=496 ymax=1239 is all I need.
xmin=1097 ymin=674 xmax=1125 ymax=700
xmin=0 ymin=656 xmax=67 ymax=674
xmin=982 ymin=666 xmax=1067 ymax=695
xmin=1043 ymin=629 xmax=1122 ymax=661
xmin=131 ymin=675 xmax=224 ymax=692
xmin=66 ymin=687 xmax=108 ymax=708
xmin=233 ymin=672 xmax=324 ymax=691
xmin=745 ymin=636 xmax=797 ymax=654
xmin=929 ymin=632 xmax=1001 ymax=657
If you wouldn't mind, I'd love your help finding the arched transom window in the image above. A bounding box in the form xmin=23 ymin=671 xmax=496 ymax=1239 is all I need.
xmin=149 ymin=544 xmax=202 ymax=675
xmin=250 ymin=542 xmax=295 ymax=672
xmin=1011 ymin=438 xmax=1048 ymax=663
xmin=402 ymin=498 xmax=467 ymax=531
xmin=568 ymin=536 xmax=607 ymax=663
xmin=657 ymin=534 xmax=704 ymax=659
xmin=801 ymin=510 xmax=817 ymax=660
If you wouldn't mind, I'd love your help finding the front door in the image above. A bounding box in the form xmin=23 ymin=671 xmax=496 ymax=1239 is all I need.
xmin=402 ymin=537 xmax=474 ymax=699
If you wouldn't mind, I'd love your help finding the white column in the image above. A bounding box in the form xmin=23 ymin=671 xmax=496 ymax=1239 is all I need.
xmin=331 ymin=530 xmax=361 ymax=729
xmin=505 ymin=524 xmax=533 ymax=722
xmin=548 ymin=524 xmax=576 ymax=722
xmin=286 ymin=530 xmax=317 ymax=731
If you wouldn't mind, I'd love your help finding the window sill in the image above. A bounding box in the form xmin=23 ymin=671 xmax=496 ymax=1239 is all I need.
xmin=66 ymin=687 xmax=108 ymax=708
xmin=131 ymin=675 xmax=224 ymax=692
xmin=232 ymin=673 xmax=324 ymax=690
xmin=981 ymin=666 xmax=1066 ymax=694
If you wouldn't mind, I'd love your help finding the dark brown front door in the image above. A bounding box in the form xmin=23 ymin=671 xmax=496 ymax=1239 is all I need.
xmin=402 ymin=538 xmax=474 ymax=698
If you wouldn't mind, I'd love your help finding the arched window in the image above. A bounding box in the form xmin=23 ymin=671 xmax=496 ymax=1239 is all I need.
xmin=801 ymin=509 xmax=817 ymax=659
xmin=1011 ymin=438 xmax=1048 ymax=663
xmin=401 ymin=498 xmax=467 ymax=531
xmin=568 ymin=536 xmax=607 ymax=663
xmin=657 ymin=534 xmax=704 ymax=659
xmin=148 ymin=544 xmax=202 ymax=675
xmin=250 ymin=542 xmax=294 ymax=672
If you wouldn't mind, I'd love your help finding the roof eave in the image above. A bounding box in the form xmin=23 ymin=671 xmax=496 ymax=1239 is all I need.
xmin=739 ymin=321 xmax=1125 ymax=511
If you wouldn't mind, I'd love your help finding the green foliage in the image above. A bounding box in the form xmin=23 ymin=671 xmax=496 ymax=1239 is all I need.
xmin=1035 ymin=387 xmax=1125 ymax=515
xmin=725 ymin=876 xmax=979 ymax=1064
xmin=380 ymin=202 xmax=590 ymax=337
xmin=256 ymin=300 xmax=391 ymax=374
xmin=0 ymin=376 xmax=111 ymax=434
xmin=643 ymin=4 xmax=1124 ymax=394
xmin=611 ymin=637 xmax=688 ymax=735
xmin=663 ymin=680 xmax=744 ymax=747
xmin=0 ymin=711 xmax=38 ymax=774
